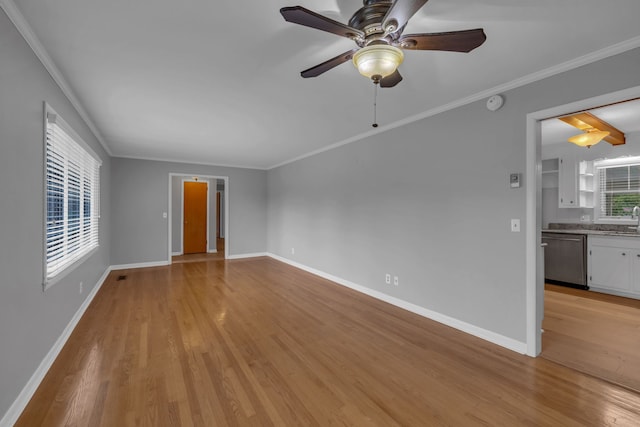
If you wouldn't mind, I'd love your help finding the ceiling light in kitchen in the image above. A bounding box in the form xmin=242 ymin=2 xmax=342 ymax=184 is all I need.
xmin=567 ymin=128 xmax=610 ymax=148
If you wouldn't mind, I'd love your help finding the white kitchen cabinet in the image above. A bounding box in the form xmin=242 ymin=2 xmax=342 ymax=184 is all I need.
xmin=558 ymin=157 xmax=577 ymax=207
xmin=558 ymin=157 xmax=594 ymax=208
xmin=632 ymin=254 xmax=640 ymax=295
xmin=588 ymin=236 xmax=640 ymax=298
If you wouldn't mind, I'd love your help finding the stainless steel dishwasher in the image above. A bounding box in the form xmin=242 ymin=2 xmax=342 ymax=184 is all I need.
xmin=542 ymin=232 xmax=588 ymax=289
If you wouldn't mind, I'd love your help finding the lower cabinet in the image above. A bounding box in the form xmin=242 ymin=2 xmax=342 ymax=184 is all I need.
xmin=588 ymin=236 xmax=640 ymax=298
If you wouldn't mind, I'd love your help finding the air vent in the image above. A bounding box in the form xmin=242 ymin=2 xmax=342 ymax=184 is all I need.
xmin=116 ymin=275 xmax=127 ymax=281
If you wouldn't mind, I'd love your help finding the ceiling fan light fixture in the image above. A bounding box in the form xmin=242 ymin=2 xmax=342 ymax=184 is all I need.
xmin=567 ymin=128 xmax=610 ymax=148
xmin=353 ymin=44 xmax=404 ymax=81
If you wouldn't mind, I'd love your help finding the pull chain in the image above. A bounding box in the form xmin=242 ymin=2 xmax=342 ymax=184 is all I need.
xmin=372 ymin=82 xmax=378 ymax=128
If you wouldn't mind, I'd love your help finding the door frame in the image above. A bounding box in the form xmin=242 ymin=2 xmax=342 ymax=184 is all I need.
xmin=180 ymin=178 xmax=210 ymax=255
xmin=168 ymin=173 xmax=230 ymax=262
xmin=525 ymin=84 xmax=640 ymax=356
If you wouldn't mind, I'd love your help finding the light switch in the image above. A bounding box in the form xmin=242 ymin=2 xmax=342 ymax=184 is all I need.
xmin=511 ymin=219 xmax=520 ymax=232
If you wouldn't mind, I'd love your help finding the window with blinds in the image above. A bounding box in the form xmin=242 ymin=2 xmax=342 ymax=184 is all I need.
xmin=44 ymin=106 xmax=101 ymax=286
xmin=596 ymin=158 xmax=640 ymax=221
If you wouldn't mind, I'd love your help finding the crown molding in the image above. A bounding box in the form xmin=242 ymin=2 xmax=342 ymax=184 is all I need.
xmin=269 ymin=35 xmax=640 ymax=170
xmin=113 ymin=153 xmax=268 ymax=171
xmin=0 ymin=0 xmax=112 ymax=156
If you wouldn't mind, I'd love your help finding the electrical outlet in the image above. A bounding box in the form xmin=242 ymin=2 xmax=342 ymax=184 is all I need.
xmin=291 ymin=247 xmax=295 ymax=255
xmin=385 ymin=274 xmax=391 ymax=284
xmin=79 ymin=282 xmax=83 ymax=294
xmin=394 ymin=276 xmax=399 ymax=286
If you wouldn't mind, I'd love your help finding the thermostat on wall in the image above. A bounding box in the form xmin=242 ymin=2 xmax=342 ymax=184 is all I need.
xmin=486 ymin=95 xmax=504 ymax=111
xmin=510 ymin=173 xmax=521 ymax=188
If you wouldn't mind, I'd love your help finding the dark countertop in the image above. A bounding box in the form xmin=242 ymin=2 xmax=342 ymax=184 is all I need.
xmin=542 ymin=228 xmax=640 ymax=237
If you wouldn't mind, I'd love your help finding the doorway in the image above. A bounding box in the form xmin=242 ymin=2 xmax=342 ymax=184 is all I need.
xmin=168 ymin=173 xmax=229 ymax=262
xmin=526 ymin=86 xmax=640 ymax=358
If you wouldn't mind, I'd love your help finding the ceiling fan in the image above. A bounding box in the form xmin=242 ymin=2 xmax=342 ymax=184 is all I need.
xmin=280 ymin=0 xmax=487 ymax=87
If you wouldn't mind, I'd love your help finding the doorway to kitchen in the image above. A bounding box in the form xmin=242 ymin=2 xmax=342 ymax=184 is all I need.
xmin=526 ymin=85 xmax=640 ymax=391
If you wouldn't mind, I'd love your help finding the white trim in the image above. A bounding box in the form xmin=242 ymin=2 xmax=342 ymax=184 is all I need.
xmin=0 ymin=0 xmax=111 ymax=157
xmin=525 ymin=85 xmax=640 ymax=357
xmin=227 ymin=252 xmax=268 ymax=260
xmin=525 ymin=114 xmax=541 ymax=357
xmin=110 ymin=260 xmax=169 ymax=270
xmin=113 ymin=154 xmax=267 ymax=171
xmin=594 ymin=155 xmax=640 ymax=168
xmin=269 ymin=36 xmax=640 ymax=170
xmin=589 ymin=287 xmax=640 ymax=300
xmin=267 ymin=253 xmax=527 ymax=355
xmin=0 ymin=267 xmax=111 ymax=427
xmin=208 ymin=249 xmax=218 ymax=254
xmin=171 ymin=251 xmax=182 ymax=256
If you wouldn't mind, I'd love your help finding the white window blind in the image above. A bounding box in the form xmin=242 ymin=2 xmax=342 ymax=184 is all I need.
xmin=595 ymin=159 xmax=640 ymax=220
xmin=45 ymin=109 xmax=101 ymax=284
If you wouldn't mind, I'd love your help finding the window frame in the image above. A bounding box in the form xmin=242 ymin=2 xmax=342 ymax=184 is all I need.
xmin=594 ymin=156 xmax=640 ymax=225
xmin=43 ymin=103 xmax=102 ymax=289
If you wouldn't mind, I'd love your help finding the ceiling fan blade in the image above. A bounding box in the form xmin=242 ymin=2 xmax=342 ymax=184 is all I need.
xmin=398 ymin=29 xmax=486 ymax=52
xmin=280 ymin=6 xmax=364 ymax=40
xmin=380 ymin=70 xmax=403 ymax=88
xmin=382 ymin=0 xmax=429 ymax=34
xmin=300 ymin=49 xmax=359 ymax=78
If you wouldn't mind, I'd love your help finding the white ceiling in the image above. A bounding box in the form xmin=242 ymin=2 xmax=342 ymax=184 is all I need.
xmin=6 ymin=0 xmax=640 ymax=168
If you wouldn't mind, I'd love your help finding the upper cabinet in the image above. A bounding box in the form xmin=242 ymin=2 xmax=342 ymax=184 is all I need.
xmin=558 ymin=156 xmax=594 ymax=208
xmin=558 ymin=157 xmax=577 ymax=207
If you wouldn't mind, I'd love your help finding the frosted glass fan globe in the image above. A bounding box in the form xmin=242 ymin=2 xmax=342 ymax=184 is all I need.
xmin=353 ymin=45 xmax=404 ymax=80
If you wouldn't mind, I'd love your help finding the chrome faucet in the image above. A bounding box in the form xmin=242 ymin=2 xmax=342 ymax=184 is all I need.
xmin=632 ymin=206 xmax=640 ymax=232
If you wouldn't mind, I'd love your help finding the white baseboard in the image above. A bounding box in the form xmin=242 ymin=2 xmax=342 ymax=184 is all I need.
xmin=171 ymin=251 xmax=182 ymax=256
xmin=207 ymin=248 xmax=218 ymax=254
xmin=227 ymin=252 xmax=268 ymax=260
xmin=267 ymin=253 xmax=527 ymax=355
xmin=0 ymin=267 xmax=112 ymax=427
xmin=589 ymin=287 xmax=640 ymax=300
xmin=111 ymin=260 xmax=169 ymax=270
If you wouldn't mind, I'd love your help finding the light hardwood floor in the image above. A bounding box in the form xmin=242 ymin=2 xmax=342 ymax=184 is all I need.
xmin=16 ymin=258 xmax=640 ymax=426
xmin=542 ymin=284 xmax=640 ymax=392
xmin=172 ymin=238 xmax=225 ymax=263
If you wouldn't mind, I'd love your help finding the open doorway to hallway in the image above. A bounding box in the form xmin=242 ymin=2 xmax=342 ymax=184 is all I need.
xmin=168 ymin=173 xmax=229 ymax=262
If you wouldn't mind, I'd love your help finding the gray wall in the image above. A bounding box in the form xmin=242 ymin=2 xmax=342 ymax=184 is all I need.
xmin=170 ymin=176 xmax=224 ymax=254
xmin=267 ymin=48 xmax=640 ymax=344
xmin=111 ymin=158 xmax=266 ymax=264
xmin=0 ymin=8 xmax=111 ymax=419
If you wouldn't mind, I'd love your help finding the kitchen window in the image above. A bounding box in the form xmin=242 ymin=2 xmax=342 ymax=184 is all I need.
xmin=595 ymin=156 xmax=640 ymax=222
xmin=44 ymin=105 xmax=101 ymax=288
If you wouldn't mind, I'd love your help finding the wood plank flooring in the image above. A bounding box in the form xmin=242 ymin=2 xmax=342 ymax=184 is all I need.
xmin=542 ymin=284 xmax=640 ymax=392
xmin=16 ymin=258 xmax=640 ymax=426
xmin=172 ymin=239 xmax=225 ymax=263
